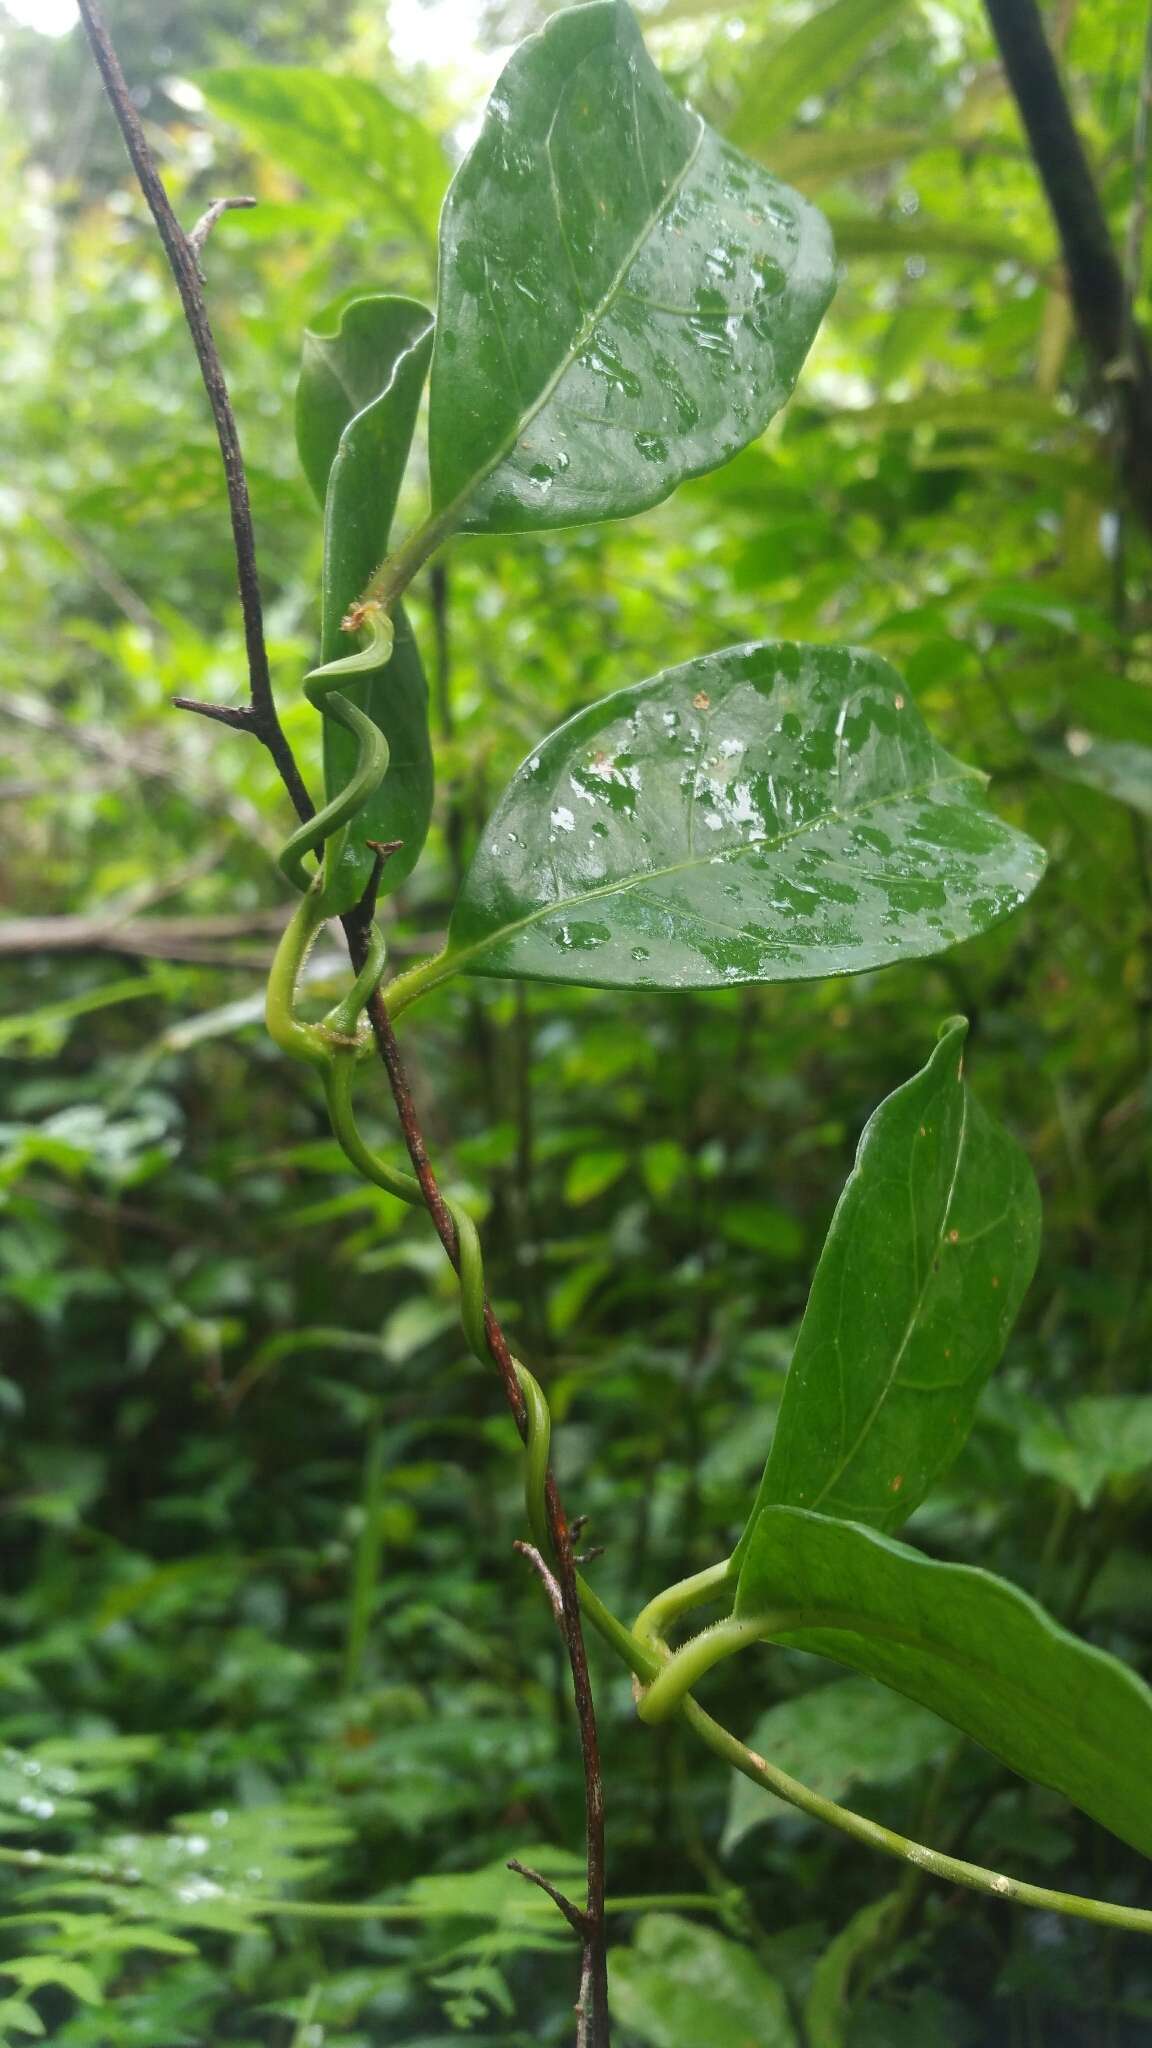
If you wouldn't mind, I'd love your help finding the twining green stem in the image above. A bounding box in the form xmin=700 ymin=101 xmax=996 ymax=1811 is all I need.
xmin=384 ymin=944 xmax=460 ymax=1019
xmin=632 ymin=1559 xmax=734 ymax=1655
xmin=355 ymin=503 xmax=461 ymax=622
xmin=636 ymin=1616 xmax=768 ymax=1725
xmin=268 ymin=625 xmax=1152 ymax=1949
xmin=586 ymin=1589 xmax=1152 ymax=1937
xmin=678 ymin=1693 xmax=1152 ymax=1936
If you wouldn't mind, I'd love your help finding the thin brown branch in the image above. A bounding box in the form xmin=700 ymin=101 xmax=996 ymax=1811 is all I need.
xmin=74 ymin=0 xmax=314 ymax=827
xmin=352 ymin=947 xmax=608 ymax=2043
xmin=187 ymin=195 xmax=257 ymax=275
xmin=76 ymin=7 xmax=610 ymax=2038
xmin=171 ymin=695 xmax=253 ymax=733
xmin=982 ymin=0 xmax=1152 ymax=533
xmin=508 ymin=1858 xmax=588 ymax=1937
xmin=514 ymin=1539 xmax=566 ymax=1627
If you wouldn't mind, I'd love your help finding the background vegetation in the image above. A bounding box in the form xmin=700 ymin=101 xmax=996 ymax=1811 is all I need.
xmin=2 ymin=0 xmax=1152 ymax=2039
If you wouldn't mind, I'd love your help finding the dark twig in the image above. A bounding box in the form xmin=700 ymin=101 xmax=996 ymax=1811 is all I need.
xmin=74 ymin=0 xmax=314 ymax=826
xmin=77 ymin=6 xmax=611 ymax=2039
xmin=514 ymin=1539 xmax=566 ymax=1627
xmin=508 ymin=1858 xmax=588 ymax=1937
xmin=171 ymin=695 xmax=252 ymax=733
xmin=982 ymin=0 xmax=1152 ymax=533
xmin=187 ymin=195 xmax=257 ymax=277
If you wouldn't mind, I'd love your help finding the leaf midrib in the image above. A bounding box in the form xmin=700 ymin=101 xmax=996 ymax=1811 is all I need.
xmin=450 ymin=764 xmax=980 ymax=971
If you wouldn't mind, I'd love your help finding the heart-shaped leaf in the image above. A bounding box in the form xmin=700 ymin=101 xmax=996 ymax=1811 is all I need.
xmin=428 ymin=0 xmax=834 ymax=535
xmin=446 ymin=642 xmax=1046 ymax=990
xmin=296 ymin=294 xmax=435 ymax=911
xmin=731 ymin=1017 xmax=1041 ymax=1560
xmin=736 ymin=1506 xmax=1152 ymax=1861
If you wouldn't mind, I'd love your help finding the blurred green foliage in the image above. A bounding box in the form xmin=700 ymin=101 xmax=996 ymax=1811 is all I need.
xmin=2 ymin=0 xmax=1152 ymax=2039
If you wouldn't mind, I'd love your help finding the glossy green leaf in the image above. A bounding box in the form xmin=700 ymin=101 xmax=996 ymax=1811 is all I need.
xmin=609 ymin=1914 xmax=796 ymax=2047
xmin=296 ymin=293 xmax=433 ymax=514
xmin=723 ymin=1676 xmax=948 ymax=1851
xmin=728 ymin=0 xmax=909 ymax=149
xmin=732 ymin=1018 xmax=1041 ymax=1559
xmin=428 ymin=0 xmax=834 ymax=536
xmin=1038 ymin=732 xmax=1152 ymax=819
xmin=200 ymin=69 xmax=447 ymax=254
xmin=296 ymin=294 xmax=435 ymax=910
xmin=736 ymin=1506 xmax=1152 ymax=1860
xmin=447 ymin=642 xmax=1046 ymax=991
xmin=1018 ymin=1396 xmax=1152 ymax=1509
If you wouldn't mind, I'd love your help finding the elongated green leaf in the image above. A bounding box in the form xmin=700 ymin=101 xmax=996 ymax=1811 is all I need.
xmin=828 ymin=213 xmax=1042 ymax=270
xmin=200 ymin=69 xmax=447 ymax=254
xmin=736 ymin=1506 xmax=1152 ymax=1860
xmin=728 ymin=0 xmax=909 ymax=149
xmin=296 ymin=293 xmax=433 ymax=513
xmin=837 ymin=390 xmax=1075 ymax=438
xmin=1039 ymin=732 xmax=1152 ymax=819
xmin=609 ymin=1914 xmax=796 ymax=2047
xmin=447 ymin=642 xmax=1046 ymax=991
xmin=428 ymin=0 xmax=834 ymax=536
xmin=732 ymin=1018 xmax=1040 ymax=1560
xmin=805 ymin=1895 xmax=901 ymax=2048
xmin=758 ymin=127 xmax=940 ymax=188
xmin=296 ymin=294 xmax=435 ymax=910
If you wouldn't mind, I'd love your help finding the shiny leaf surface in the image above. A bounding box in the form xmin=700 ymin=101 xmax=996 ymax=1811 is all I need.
xmin=733 ymin=1018 xmax=1041 ymax=1559
xmin=448 ymin=643 xmax=1046 ymax=990
xmin=296 ymin=294 xmax=435 ymax=909
xmin=296 ymin=293 xmax=432 ymax=512
xmin=736 ymin=1507 xmax=1152 ymax=1860
xmin=428 ymin=0 xmax=834 ymax=535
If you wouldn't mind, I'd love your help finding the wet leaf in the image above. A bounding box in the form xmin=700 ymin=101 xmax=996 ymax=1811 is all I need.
xmin=732 ymin=1018 xmax=1041 ymax=1557
xmin=736 ymin=1507 xmax=1152 ymax=1859
xmin=428 ymin=0 xmax=834 ymax=534
xmin=296 ymin=293 xmax=435 ymax=910
xmin=448 ymin=642 xmax=1046 ymax=990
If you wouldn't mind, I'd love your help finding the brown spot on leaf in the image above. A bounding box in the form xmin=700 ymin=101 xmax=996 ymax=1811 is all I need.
xmin=948 ymin=1228 xmax=960 ymax=1243
xmin=889 ymin=1474 xmax=904 ymax=1492
xmin=693 ymin=691 xmax=711 ymax=711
